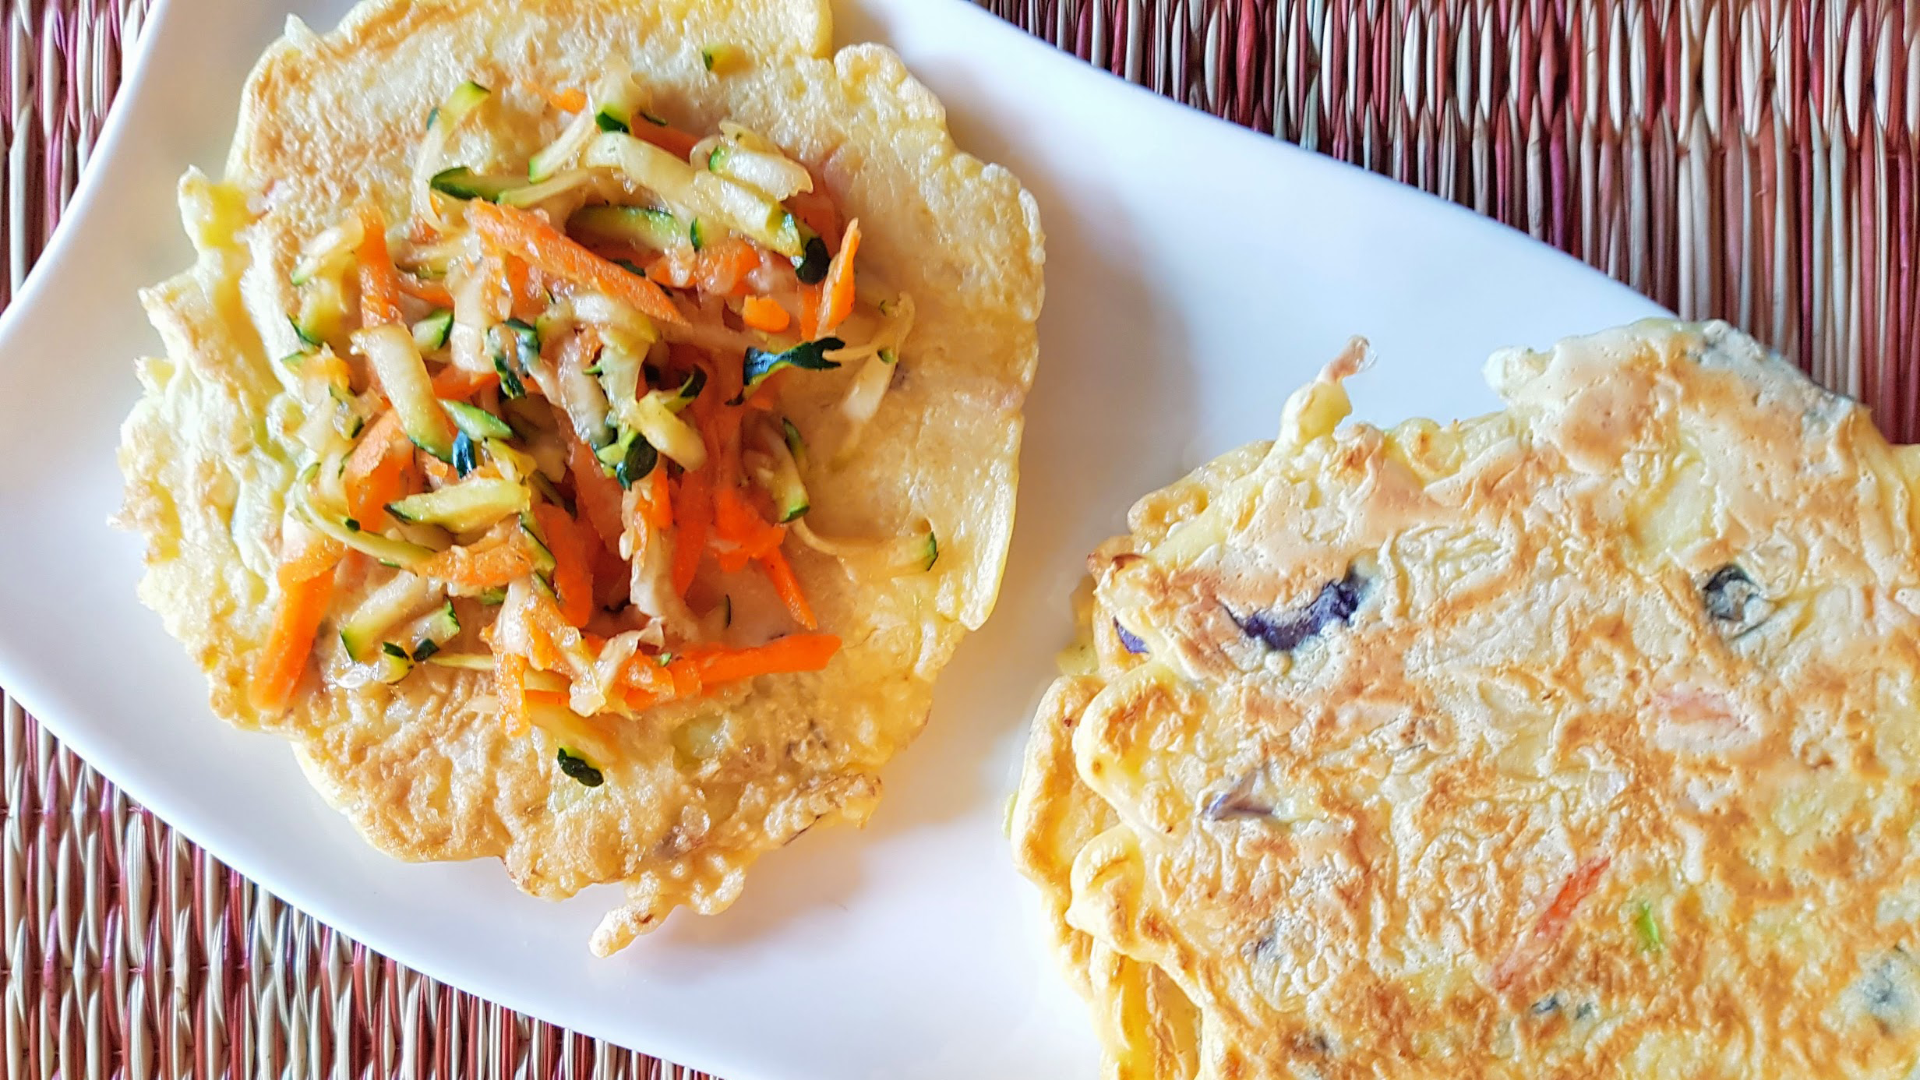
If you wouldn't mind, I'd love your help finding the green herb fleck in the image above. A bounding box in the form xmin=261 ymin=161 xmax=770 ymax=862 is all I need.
xmin=792 ymin=235 xmax=830 ymax=284
xmin=672 ymin=366 xmax=707 ymax=410
xmin=615 ymin=435 xmax=659 ymax=488
xmin=451 ymin=431 xmax=478 ymax=477
xmin=1633 ymin=900 xmax=1664 ymax=953
xmin=740 ymin=337 xmax=843 ymax=397
xmin=596 ymin=429 xmax=659 ymax=488
xmin=557 ymin=748 xmax=605 ymax=788
xmin=493 ymin=354 xmax=527 ymax=399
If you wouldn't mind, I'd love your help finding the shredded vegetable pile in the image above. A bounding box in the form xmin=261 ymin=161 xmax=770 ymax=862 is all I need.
xmin=259 ymin=71 xmax=931 ymax=752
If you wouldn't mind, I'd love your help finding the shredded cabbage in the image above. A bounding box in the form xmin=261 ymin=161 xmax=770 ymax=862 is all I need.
xmin=828 ymin=294 xmax=915 ymax=461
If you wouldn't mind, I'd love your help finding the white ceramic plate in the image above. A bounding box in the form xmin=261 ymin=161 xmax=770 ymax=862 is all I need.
xmin=0 ymin=1 xmax=1664 ymax=1076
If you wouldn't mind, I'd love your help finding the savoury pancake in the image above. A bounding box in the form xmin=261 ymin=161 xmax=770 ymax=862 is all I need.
xmin=119 ymin=0 xmax=1042 ymax=954
xmin=1014 ymin=321 xmax=1920 ymax=1076
xmin=1013 ymin=675 xmax=1202 ymax=1080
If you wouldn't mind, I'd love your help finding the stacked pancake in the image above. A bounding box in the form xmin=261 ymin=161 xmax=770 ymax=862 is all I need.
xmin=1014 ymin=321 xmax=1920 ymax=1077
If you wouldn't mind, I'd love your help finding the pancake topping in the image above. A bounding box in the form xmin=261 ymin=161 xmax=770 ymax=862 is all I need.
xmin=265 ymin=72 xmax=929 ymax=774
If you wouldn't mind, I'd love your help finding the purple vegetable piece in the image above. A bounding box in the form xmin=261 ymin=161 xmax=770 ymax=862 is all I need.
xmin=1230 ymin=567 xmax=1367 ymax=652
xmin=1113 ymin=620 xmax=1148 ymax=654
xmin=1702 ymin=563 xmax=1767 ymax=635
xmin=1204 ymin=772 xmax=1271 ymax=820
xmin=1204 ymin=788 xmax=1271 ymax=820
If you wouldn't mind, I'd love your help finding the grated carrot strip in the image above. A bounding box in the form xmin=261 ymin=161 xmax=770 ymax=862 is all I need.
xmin=757 ymin=547 xmax=816 ymax=630
xmin=356 ymin=204 xmax=406 ymax=328
xmin=250 ymin=568 xmax=336 ymax=713
xmin=819 ymin=218 xmax=861 ymax=334
xmin=739 ymin=295 xmax=790 ymax=333
xmin=1491 ymin=857 xmax=1611 ymax=990
xmin=396 ymin=272 xmax=454 ymax=307
xmin=533 ymin=502 xmax=594 ymax=628
xmin=467 ymin=201 xmax=684 ymax=325
xmin=344 ymin=411 xmax=418 ymax=532
xmin=495 ymin=651 xmax=531 ymax=737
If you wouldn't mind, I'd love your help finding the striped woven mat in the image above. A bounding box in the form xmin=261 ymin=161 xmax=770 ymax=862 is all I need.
xmin=4 ymin=1 xmax=1916 ymax=1076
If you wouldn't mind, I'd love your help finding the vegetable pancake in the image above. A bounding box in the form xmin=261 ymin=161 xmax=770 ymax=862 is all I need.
xmin=118 ymin=0 xmax=1041 ymax=954
xmin=1014 ymin=321 xmax=1920 ymax=1077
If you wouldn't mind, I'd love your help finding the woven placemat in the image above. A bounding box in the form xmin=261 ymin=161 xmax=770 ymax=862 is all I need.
xmin=4 ymin=1 xmax=1916 ymax=1076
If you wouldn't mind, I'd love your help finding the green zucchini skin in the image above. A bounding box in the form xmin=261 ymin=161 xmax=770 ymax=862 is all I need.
xmin=386 ymin=477 xmax=531 ymax=533
xmin=570 ymin=205 xmax=687 ymax=253
xmin=429 ymin=166 xmax=520 ymax=202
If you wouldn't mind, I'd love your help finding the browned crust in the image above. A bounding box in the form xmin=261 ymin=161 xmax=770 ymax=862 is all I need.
xmin=1014 ymin=320 xmax=1920 ymax=1077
